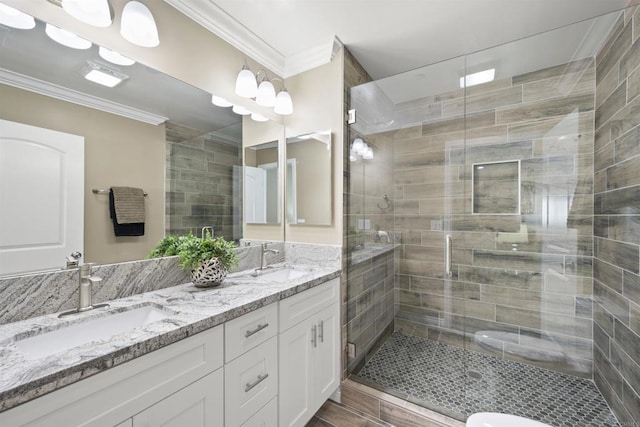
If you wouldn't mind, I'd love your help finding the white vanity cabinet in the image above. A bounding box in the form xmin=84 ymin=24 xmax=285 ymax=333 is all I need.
xmin=278 ymin=279 xmax=340 ymax=427
xmin=0 ymin=325 xmax=224 ymax=427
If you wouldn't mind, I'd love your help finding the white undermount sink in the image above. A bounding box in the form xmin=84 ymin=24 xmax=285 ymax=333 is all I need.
xmin=15 ymin=304 xmax=172 ymax=361
xmin=253 ymin=267 xmax=309 ymax=281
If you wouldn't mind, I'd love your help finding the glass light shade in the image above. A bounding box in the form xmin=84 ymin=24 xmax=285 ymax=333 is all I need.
xmin=120 ymin=1 xmax=159 ymax=48
xmin=274 ymin=89 xmax=293 ymax=115
xmin=352 ymin=138 xmax=364 ymax=154
xmin=362 ymin=146 xmax=374 ymax=160
xmin=211 ymin=95 xmax=233 ymax=107
xmin=99 ymin=47 xmax=135 ymax=66
xmin=250 ymin=113 xmax=269 ymax=122
xmin=0 ymin=4 xmax=35 ymax=29
xmin=255 ymin=79 xmax=276 ymax=107
xmin=62 ymin=0 xmax=112 ymax=28
xmin=232 ymin=105 xmax=251 ymax=115
xmin=45 ymin=24 xmax=92 ymax=49
xmin=349 ymin=150 xmax=358 ymax=162
xmin=235 ymin=67 xmax=257 ymax=98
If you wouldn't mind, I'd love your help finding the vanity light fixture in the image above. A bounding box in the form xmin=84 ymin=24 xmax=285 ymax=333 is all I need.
xmin=459 ymin=68 xmax=495 ymax=88
xmin=351 ymin=138 xmax=373 ymax=161
xmin=62 ymin=0 xmax=112 ymax=28
xmin=235 ymin=65 xmax=258 ymax=98
xmin=120 ymin=1 xmax=159 ymax=47
xmin=99 ymin=47 xmax=135 ymax=66
xmin=362 ymin=146 xmax=374 ymax=160
xmin=0 ymin=3 xmax=35 ymax=29
xmin=250 ymin=112 xmax=269 ymax=122
xmin=211 ymin=95 xmax=233 ymax=107
xmin=274 ymin=88 xmax=293 ymax=115
xmin=45 ymin=23 xmax=92 ymax=49
xmin=82 ymin=61 xmax=129 ymax=87
xmin=255 ymin=77 xmax=276 ymax=107
xmin=232 ymin=105 xmax=251 ymax=115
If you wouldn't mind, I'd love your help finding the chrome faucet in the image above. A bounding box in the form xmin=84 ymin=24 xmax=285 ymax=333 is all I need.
xmin=260 ymin=243 xmax=280 ymax=270
xmin=59 ymin=263 xmax=109 ymax=317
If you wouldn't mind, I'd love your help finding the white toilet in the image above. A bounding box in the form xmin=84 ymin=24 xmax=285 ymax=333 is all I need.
xmin=466 ymin=412 xmax=553 ymax=427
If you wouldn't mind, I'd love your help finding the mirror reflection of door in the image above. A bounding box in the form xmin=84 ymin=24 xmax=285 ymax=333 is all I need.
xmin=0 ymin=119 xmax=84 ymax=276
xmin=244 ymin=142 xmax=280 ymax=225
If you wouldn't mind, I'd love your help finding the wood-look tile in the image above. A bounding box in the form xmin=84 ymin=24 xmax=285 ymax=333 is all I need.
xmin=450 ymin=215 xmax=520 ymax=232
xmin=398 ymin=259 xmax=445 ymax=278
xmin=442 ymin=86 xmax=522 ymax=116
xmin=594 ymin=279 xmax=630 ymax=325
xmin=513 ymin=58 xmax=594 ymax=85
xmin=596 ymin=81 xmax=627 ymax=129
xmin=595 ymin=368 xmax=634 ymax=426
xmin=497 ymin=92 xmax=594 ymax=125
xmin=614 ymin=318 xmax=640 ymax=367
xmin=628 ymin=62 xmax=640 ymax=103
xmin=609 ymin=93 xmax=640 ymax=139
xmin=594 ymin=301 xmax=615 ymax=336
xmin=597 ymin=14 xmax=625 ymax=65
xmin=313 ymin=400 xmax=388 ymax=427
xmin=459 ymin=265 xmax=543 ymax=291
xmin=607 ymin=155 xmax=640 ymax=189
xmin=595 ymin=236 xmax=640 ymax=274
xmin=522 ymin=66 xmax=594 ymax=103
xmin=622 ymin=381 xmax=640 ymax=425
xmin=594 ymin=346 xmax=623 ymax=395
xmin=508 ymin=111 xmax=594 ymax=142
xmin=597 ymin=21 xmax=633 ymax=84
xmin=394 ymin=316 xmax=432 ymax=338
xmin=495 ymin=305 xmax=592 ymax=339
xmin=307 ymin=416 xmax=334 ymax=426
xmin=594 ymin=258 xmax=624 ymax=293
xmin=341 ymin=385 xmax=381 ymax=419
xmin=394 ymin=150 xmax=445 ymax=169
xmin=631 ymin=300 xmax=640 ymax=335
xmin=379 ymin=401 xmax=452 ymax=427
xmin=614 ymin=126 xmax=640 ymax=162
xmin=596 ymin=65 xmax=620 ymax=108
xmin=624 ymin=270 xmax=640 ymax=306
xmin=596 ymin=185 xmax=640 ymax=215
xmin=393 ymin=125 xmax=423 ymax=141
xmin=422 ymin=110 xmax=495 ymax=136
xmin=610 ymin=341 xmax=640 ymax=403
xmin=393 ymin=135 xmax=431 ymax=155
xmin=619 ymin=36 xmax=640 ymax=79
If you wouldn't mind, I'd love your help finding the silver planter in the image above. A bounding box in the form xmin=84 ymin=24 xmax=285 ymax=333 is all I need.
xmin=190 ymin=258 xmax=227 ymax=288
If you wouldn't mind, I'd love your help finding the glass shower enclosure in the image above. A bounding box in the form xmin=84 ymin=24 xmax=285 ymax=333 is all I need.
xmin=346 ymin=7 xmax=638 ymax=426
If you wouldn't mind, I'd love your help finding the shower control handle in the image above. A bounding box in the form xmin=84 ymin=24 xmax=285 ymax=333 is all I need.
xmin=445 ymin=234 xmax=452 ymax=277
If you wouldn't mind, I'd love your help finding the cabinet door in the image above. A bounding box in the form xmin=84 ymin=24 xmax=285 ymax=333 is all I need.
xmin=314 ymin=303 xmax=340 ymax=406
xmin=133 ymin=369 xmax=223 ymax=427
xmin=278 ymin=317 xmax=315 ymax=427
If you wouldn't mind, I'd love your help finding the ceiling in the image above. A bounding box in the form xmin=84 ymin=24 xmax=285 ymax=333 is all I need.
xmin=167 ymin=0 xmax=631 ymax=80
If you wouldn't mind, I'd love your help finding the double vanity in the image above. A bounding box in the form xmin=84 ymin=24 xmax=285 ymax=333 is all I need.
xmin=0 ymin=260 xmax=341 ymax=427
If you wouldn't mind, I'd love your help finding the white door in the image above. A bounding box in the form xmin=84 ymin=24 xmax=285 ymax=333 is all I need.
xmin=245 ymin=165 xmax=267 ymax=223
xmin=0 ymin=119 xmax=84 ymax=276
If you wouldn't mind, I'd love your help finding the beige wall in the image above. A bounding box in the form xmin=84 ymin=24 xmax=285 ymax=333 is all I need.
xmin=0 ymin=84 xmax=165 ymax=264
xmin=284 ymin=50 xmax=345 ymax=245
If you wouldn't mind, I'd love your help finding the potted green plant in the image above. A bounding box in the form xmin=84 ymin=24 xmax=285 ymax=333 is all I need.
xmin=149 ymin=231 xmax=238 ymax=288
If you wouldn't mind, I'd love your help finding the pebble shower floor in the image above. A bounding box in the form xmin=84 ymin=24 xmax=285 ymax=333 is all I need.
xmin=352 ymin=332 xmax=619 ymax=426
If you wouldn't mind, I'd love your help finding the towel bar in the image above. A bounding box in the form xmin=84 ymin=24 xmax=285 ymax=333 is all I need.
xmin=92 ymin=189 xmax=148 ymax=196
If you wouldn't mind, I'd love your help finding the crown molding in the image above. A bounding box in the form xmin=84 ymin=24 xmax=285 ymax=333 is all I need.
xmin=164 ymin=0 xmax=340 ymax=79
xmin=0 ymin=68 xmax=168 ymax=125
xmin=164 ymin=0 xmax=286 ymax=76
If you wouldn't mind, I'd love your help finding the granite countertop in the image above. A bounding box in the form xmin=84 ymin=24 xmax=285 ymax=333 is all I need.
xmin=0 ymin=263 xmax=340 ymax=412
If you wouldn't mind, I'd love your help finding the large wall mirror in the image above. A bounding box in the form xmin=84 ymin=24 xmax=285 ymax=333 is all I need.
xmin=0 ymin=14 xmax=283 ymax=277
xmin=286 ymin=130 xmax=332 ymax=226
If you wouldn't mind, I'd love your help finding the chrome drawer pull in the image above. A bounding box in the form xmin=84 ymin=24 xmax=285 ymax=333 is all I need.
xmin=318 ymin=320 xmax=324 ymax=343
xmin=245 ymin=373 xmax=269 ymax=392
xmin=311 ymin=324 xmax=317 ymax=348
xmin=245 ymin=323 xmax=269 ymax=338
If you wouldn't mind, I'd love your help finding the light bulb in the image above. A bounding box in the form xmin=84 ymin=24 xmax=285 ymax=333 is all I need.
xmin=235 ymin=66 xmax=257 ymax=98
xmin=255 ymin=79 xmax=276 ymax=107
xmin=274 ymin=89 xmax=293 ymax=115
xmin=120 ymin=1 xmax=159 ymax=47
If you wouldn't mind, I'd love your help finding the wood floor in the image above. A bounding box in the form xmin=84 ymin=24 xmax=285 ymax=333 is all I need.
xmin=306 ymin=380 xmax=465 ymax=427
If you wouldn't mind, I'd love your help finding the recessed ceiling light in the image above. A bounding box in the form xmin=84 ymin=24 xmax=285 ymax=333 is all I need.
xmin=45 ymin=23 xmax=92 ymax=49
xmin=0 ymin=3 xmax=35 ymax=29
xmin=460 ymin=68 xmax=495 ymax=88
xmin=82 ymin=61 xmax=129 ymax=87
xmin=98 ymin=47 xmax=135 ymax=66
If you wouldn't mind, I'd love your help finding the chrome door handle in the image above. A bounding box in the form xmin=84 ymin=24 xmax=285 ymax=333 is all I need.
xmin=245 ymin=323 xmax=269 ymax=338
xmin=245 ymin=373 xmax=269 ymax=392
xmin=318 ymin=320 xmax=324 ymax=343
xmin=311 ymin=324 xmax=317 ymax=348
xmin=445 ymin=234 xmax=452 ymax=277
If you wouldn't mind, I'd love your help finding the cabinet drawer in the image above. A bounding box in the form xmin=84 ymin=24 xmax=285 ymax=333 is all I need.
xmin=240 ymin=397 xmax=278 ymax=427
xmin=225 ymin=336 xmax=278 ymax=427
xmin=279 ymin=278 xmax=339 ymax=332
xmin=225 ymin=303 xmax=278 ymax=362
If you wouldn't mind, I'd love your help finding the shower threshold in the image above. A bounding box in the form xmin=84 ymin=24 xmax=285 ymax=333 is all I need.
xmin=350 ymin=332 xmax=619 ymax=427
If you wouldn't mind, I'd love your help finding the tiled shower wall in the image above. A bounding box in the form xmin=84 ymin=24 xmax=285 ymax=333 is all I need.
xmin=165 ymin=122 xmax=241 ymax=241
xmin=393 ymin=58 xmax=597 ymax=378
xmin=592 ymin=7 xmax=640 ymax=426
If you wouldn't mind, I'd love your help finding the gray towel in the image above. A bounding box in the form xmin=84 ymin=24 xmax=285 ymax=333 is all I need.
xmin=111 ymin=186 xmax=145 ymax=224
